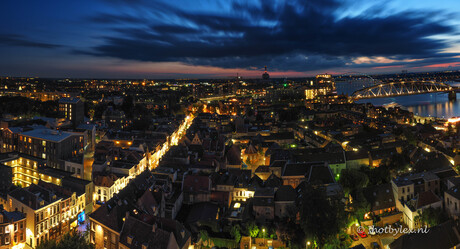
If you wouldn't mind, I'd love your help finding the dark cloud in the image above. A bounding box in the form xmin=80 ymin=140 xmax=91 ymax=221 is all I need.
xmin=88 ymin=14 xmax=144 ymax=25
xmin=81 ymin=0 xmax=457 ymax=72
xmin=0 ymin=34 xmax=61 ymax=49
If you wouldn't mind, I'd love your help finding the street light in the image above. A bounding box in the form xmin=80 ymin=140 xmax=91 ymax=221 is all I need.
xmin=262 ymin=228 xmax=266 ymax=245
xmin=306 ymin=241 xmax=311 ymax=248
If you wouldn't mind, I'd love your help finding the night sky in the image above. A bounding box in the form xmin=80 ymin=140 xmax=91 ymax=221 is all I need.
xmin=1 ymin=0 xmax=459 ymax=78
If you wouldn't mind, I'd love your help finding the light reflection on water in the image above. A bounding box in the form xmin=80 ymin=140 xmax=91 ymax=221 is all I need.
xmin=336 ymin=81 xmax=460 ymax=118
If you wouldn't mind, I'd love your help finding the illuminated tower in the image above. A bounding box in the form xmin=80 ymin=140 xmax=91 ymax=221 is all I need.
xmin=262 ymin=66 xmax=270 ymax=80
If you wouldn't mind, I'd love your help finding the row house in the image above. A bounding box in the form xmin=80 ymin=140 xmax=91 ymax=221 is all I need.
xmin=0 ymin=206 xmax=26 ymax=248
xmin=7 ymin=181 xmax=86 ymax=248
xmin=93 ymin=173 xmax=128 ymax=204
xmin=182 ymin=174 xmax=211 ymax=204
xmin=90 ymin=171 xmax=191 ymax=249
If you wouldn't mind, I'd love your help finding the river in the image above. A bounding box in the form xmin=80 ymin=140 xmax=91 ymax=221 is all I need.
xmin=336 ymin=80 xmax=460 ymax=119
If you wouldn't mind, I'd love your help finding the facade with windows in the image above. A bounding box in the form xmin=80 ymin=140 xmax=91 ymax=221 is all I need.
xmin=58 ymin=97 xmax=84 ymax=126
xmin=93 ymin=174 xmax=128 ymax=203
xmin=6 ymin=182 xmax=86 ymax=248
xmin=0 ymin=207 xmax=26 ymax=249
xmin=17 ymin=129 xmax=84 ymax=170
xmin=0 ymin=154 xmax=61 ymax=188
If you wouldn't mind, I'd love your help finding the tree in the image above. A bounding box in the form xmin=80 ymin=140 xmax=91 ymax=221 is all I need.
xmin=403 ymin=129 xmax=416 ymax=145
xmin=339 ymin=169 xmax=369 ymax=196
xmin=352 ymin=188 xmax=370 ymax=221
xmin=386 ymin=153 xmax=409 ymax=173
xmin=36 ymin=231 xmax=93 ymax=249
xmin=323 ymin=236 xmax=342 ymax=249
xmin=299 ymin=184 xmax=348 ymax=247
xmin=246 ymin=221 xmax=260 ymax=238
xmin=199 ymin=230 xmax=209 ymax=242
xmin=360 ymin=166 xmax=391 ymax=186
xmin=417 ymin=207 xmax=448 ymax=227
xmin=277 ymin=219 xmax=296 ymax=243
xmin=230 ymin=224 xmax=242 ymax=243
xmin=323 ymin=232 xmax=351 ymax=249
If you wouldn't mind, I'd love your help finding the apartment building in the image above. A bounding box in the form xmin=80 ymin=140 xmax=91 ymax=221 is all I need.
xmin=18 ymin=128 xmax=84 ymax=169
xmin=0 ymin=206 xmax=26 ymax=249
xmin=93 ymin=173 xmax=128 ymax=203
xmin=58 ymin=97 xmax=84 ymax=127
xmin=6 ymin=181 xmax=86 ymax=248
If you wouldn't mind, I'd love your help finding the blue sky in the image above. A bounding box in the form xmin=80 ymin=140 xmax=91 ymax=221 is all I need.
xmin=0 ymin=0 xmax=459 ymax=78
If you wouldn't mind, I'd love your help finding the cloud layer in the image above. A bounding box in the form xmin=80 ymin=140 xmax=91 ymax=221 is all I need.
xmin=80 ymin=0 xmax=458 ymax=72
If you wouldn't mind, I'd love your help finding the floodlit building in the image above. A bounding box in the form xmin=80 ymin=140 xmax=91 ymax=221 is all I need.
xmin=58 ymin=97 xmax=84 ymax=127
xmin=93 ymin=173 xmax=128 ymax=203
xmin=16 ymin=128 xmax=84 ymax=170
xmin=7 ymin=181 xmax=86 ymax=248
xmin=0 ymin=206 xmax=26 ymax=249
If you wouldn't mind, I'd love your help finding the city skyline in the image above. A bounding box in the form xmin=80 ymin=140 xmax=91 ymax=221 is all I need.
xmin=1 ymin=0 xmax=460 ymax=78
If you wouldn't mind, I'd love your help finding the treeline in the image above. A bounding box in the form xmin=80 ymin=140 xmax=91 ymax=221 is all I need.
xmin=0 ymin=96 xmax=60 ymax=118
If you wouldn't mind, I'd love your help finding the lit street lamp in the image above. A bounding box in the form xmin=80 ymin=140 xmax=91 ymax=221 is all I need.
xmin=262 ymin=228 xmax=266 ymax=245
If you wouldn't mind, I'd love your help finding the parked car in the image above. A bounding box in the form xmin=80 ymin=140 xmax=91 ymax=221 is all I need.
xmin=357 ymin=230 xmax=367 ymax=238
xmin=350 ymin=234 xmax=359 ymax=241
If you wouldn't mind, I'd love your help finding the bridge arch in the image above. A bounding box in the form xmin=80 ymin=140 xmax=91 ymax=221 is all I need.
xmin=351 ymin=81 xmax=453 ymax=100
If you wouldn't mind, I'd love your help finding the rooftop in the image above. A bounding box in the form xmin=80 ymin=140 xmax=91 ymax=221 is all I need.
xmin=21 ymin=128 xmax=78 ymax=142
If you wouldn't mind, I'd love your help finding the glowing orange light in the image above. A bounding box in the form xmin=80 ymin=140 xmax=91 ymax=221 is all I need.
xmin=448 ymin=117 xmax=460 ymax=123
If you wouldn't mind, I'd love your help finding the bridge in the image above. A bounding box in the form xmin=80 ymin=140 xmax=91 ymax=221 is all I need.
xmin=351 ymin=81 xmax=456 ymax=100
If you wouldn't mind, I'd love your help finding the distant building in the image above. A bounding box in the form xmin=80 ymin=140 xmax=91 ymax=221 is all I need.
xmin=274 ymin=185 xmax=296 ymax=218
xmin=102 ymin=107 xmax=129 ymax=130
xmin=389 ymin=220 xmax=460 ymax=249
xmin=305 ymin=74 xmax=336 ymax=100
xmin=0 ymin=205 xmax=26 ymax=248
xmin=253 ymin=187 xmax=275 ymax=222
xmin=0 ymin=163 xmax=13 ymax=192
xmin=445 ymin=178 xmax=460 ymax=219
xmin=182 ymin=174 xmax=211 ymax=204
xmin=59 ymin=97 xmax=84 ymax=126
xmin=262 ymin=66 xmax=270 ymax=80
xmin=18 ymin=128 xmax=84 ymax=169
